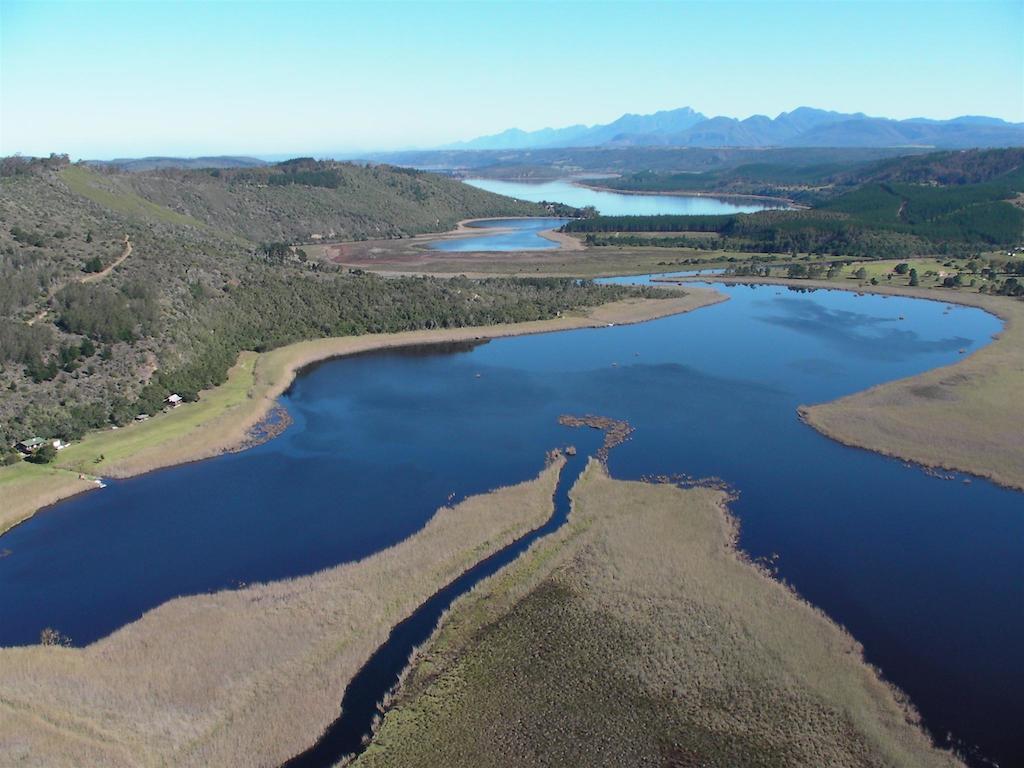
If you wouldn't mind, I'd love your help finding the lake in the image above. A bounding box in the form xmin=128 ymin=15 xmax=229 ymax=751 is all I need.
xmin=465 ymin=178 xmax=785 ymax=215
xmin=428 ymin=217 xmax=568 ymax=251
xmin=1 ymin=283 xmax=1020 ymax=766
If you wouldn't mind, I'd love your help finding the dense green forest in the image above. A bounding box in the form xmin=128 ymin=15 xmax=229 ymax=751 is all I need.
xmin=0 ymin=157 xmax=647 ymax=446
xmin=566 ymin=150 xmax=1024 ymax=258
xmin=364 ymin=146 xmax=921 ymax=182
xmin=590 ymin=147 xmax=1024 ymax=206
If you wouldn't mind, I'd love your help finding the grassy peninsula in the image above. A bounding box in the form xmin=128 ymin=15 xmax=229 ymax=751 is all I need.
xmin=0 ymin=459 xmax=566 ymax=767
xmin=355 ymin=462 xmax=960 ymax=768
xmin=798 ymin=286 xmax=1024 ymax=490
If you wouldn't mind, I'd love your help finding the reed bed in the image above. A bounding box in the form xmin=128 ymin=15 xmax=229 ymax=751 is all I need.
xmin=354 ymin=462 xmax=962 ymax=768
xmin=0 ymin=460 xmax=564 ymax=767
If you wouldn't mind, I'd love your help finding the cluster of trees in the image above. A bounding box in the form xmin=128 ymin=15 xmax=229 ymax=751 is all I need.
xmin=565 ymin=214 xmax=735 ymax=234
xmin=267 ymin=169 xmax=343 ymax=189
xmin=0 ymin=153 xmax=70 ymax=177
xmin=10 ymin=226 xmax=48 ymax=247
xmin=994 ymin=277 xmax=1024 ymax=297
xmin=569 ymin=212 xmax=930 ymax=259
xmin=127 ymin=273 xmax=647 ymax=423
xmin=0 ymin=320 xmax=99 ymax=384
xmin=537 ymin=201 xmax=598 ymax=218
xmin=0 ymin=320 xmax=53 ymax=368
xmin=567 ymin=183 xmax=1022 ymax=258
xmin=821 ymin=181 xmax=1024 ymax=245
xmin=82 ymin=255 xmax=105 ymax=273
xmin=567 ymin=150 xmax=1024 ymax=258
xmin=592 ymin=148 xmax=1024 ymax=207
xmin=0 ymin=250 xmax=56 ymax=315
xmin=55 ymin=281 xmax=159 ymax=342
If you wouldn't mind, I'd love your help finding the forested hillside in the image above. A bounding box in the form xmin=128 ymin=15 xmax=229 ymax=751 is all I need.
xmin=0 ymin=156 xmax=637 ymax=447
xmin=591 ymin=147 xmax=1024 ymax=205
xmin=67 ymin=158 xmax=542 ymax=244
xmin=567 ymin=149 xmax=1024 ymax=258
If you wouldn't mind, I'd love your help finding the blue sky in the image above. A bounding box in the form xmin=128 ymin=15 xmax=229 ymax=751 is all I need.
xmin=2 ymin=0 xmax=1022 ymax=158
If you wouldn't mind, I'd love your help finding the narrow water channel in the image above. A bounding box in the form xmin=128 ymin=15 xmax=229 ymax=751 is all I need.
xmin=280 ymin=441 xmax=599 ymax=768
xmin=3 ymin=283 xmax=1019 ymax=766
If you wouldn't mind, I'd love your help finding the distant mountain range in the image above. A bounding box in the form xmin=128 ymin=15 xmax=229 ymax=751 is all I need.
xmin=450 ymin=107 xmax=1024 ymax=150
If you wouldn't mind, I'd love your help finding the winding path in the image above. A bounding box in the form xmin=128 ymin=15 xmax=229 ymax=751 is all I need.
xmin=27 ymin=234 xmax=132 ymax=325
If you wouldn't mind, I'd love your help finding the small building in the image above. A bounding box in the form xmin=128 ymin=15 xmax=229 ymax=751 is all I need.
xmin=135 ymin=413 xmax=151 ymax=422
xmin=165 ymin=394 xmax=183 ymax=408
xmin=15 ymin=437 xmax=46 ymax=454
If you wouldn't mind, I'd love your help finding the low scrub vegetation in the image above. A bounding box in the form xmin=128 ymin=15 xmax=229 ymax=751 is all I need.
xmin=355 ymin=463 xmax=962 ymax=768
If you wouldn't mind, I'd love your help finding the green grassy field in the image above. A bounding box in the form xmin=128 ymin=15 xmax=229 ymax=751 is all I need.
xmin=52 ymin=351 xmax=258 ymax=474
xmin=0 ymin=352 xmax=259 ymax=533
xmin=355 ymin=462 xmax=960 ymax=768
xmin=60 ymin=166 xmax=210 ymax=229
xmin=833 ymin=257 xmax=994 ymax=288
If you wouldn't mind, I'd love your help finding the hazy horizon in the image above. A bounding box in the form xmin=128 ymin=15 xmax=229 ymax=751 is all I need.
xmin=2 ymin=0 xmax=1022 ymax=159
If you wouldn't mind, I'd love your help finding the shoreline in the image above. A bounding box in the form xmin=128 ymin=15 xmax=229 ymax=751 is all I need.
xmin=461 ymin=175 xmax=801 ymax=208
xmin=0 ymin=459 xmax=568 ymax=766
xmin=352 ymin=461 xmax=962 ymax=768
xmin=322 ymin=216 xmax=580 ymax=256
xmin=669 ymin=274 xmax=1023 ymax=491
xmin=0 ymin=292 xmax=724 ymax=537
xmin=568 ymin=178 xmax=802 ymax=208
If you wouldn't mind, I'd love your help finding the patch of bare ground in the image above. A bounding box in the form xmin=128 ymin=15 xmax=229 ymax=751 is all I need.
xmin=0 ymin=458 xmax=565 ymax=767
xmin=353 ymin=462 xmax=963 ymax=768
xmin=307 ymin=235 xmax=739 ymax=277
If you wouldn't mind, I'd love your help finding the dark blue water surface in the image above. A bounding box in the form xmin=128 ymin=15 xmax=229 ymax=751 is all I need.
xmin=1 ymin=283 xmax=1021 ymax=766
xmin=428 ymin=217 xmax=568 ymax=251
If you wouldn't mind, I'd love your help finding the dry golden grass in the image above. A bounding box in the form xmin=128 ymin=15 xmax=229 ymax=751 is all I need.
xmin=0 ymin=463 xmax=97 ymax=536
xmin=355 ymin=462 xmax=961 ymax=768
xmin=0 ymin=291 xmax=723 ymax=534
xmin=790 ymin=285 xmax=1023 ymax=491
xmin=0 ymin=459 xmax=565 ymax=767
xmin=669 ymin=275 xmax=1023 ymax=490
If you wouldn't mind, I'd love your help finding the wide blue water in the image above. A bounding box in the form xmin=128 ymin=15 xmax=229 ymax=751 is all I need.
xmin=1 ymin=283 xmax=1020 ymax=766
xmin=428 ymin=217 xmax=568 ymax=252
xmin=465 ymin=178 xmax=783 ymax=215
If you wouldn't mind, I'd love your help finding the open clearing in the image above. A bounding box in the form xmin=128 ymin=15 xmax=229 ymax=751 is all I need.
xmin=59 ymin=166 xmax=209 ymax=230
xmin=354 ymin=462 xmax=962 ymax=768
xmin=0 ymin=459 xmax=564 ymax=767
